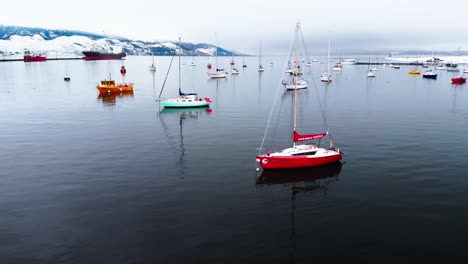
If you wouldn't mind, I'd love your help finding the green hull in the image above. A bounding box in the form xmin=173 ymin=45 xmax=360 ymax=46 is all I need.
xmin=160 ymin=100 xmax=210 ymax=108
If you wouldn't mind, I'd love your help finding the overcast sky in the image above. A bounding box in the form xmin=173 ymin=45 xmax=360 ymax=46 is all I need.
xmin=3 ymin=0 xmax=468 ymax=54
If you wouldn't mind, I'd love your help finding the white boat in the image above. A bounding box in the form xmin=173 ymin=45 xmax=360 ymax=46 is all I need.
xmin=286 ymin=79 xmax=308 ymax=90
xmin=341 ymin=59 xmax=357 ymax=65
xmin=463 ymin=69 xmax=468 ymax=73
xmin=435 ymin=66 xmax=446 ymax=70
xmin=321 ymin=32 xmax=332 ymax=82
xmin=332 ymin=63 xmax=342 ymax=71
xmin=160 ymin=38 xmax=212 ymax=108
xmin=208 ymin=71 xmax=228 ymax=78
xmin=393 ymin=65 xmax=400 ymax=69
xmin=367 ymin=50 xmax=377 ymax=77
xmin=283 ymin=25 xmax=308 ymax=89
xmin=320 ymin=72 xmax=332 ymax=82
xmin=229 ymin=50 xmax=239 ymax=75
xmin=332 ymin=50 xmax=342 ymax=71
xmin=208 ymin=43 xmax=227 ymax=79
xmin=422 ymin=70 xmax=437 ymax=79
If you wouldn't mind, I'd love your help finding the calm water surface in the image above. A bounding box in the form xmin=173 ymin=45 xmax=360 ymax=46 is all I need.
xmin=1 ymin=56 xmax=468 ymax=261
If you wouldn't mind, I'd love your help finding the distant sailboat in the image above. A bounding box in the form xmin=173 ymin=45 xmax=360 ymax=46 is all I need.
xmin=231 ymin=50 xmax=239 ymax=75
xmin=332 ymin=49 xmax=342 ymax=71
xmin=149 ymin=52 xmax=156 ymax=72
xmin=258 ymin=41 xmax=264 ymax=72
xmin=283 ymin=23 xmax=308 ymax=90
xmin=367 ymin=51 xmax=376 ymax=78
xmin=189 ymin=56 xmax=195 ymax=66
xmin=242 ymin=55 xmax=247 ymax=68
xmin=64 ymin=64 xmax=71 ymax=81
xmin=208 ymin=42 xmax=227 ymax=79
xmin=320 ymin=32 xmax=332 ymax=82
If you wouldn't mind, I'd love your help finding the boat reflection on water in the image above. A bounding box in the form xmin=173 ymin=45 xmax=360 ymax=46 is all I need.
xmin=159 ymin=106 xmax=212 ymax=115
xmin=159 ymin=106 xmax=212 ymax=178
xmin=256 ymin=162 xmax=342 ymax=262
xmin=97 ymin=91 xmax=134 ymax=106
xmin=256 ymin=161 xmax=342 ymax=186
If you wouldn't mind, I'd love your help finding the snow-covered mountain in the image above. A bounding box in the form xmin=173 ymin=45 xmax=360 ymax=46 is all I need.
xmin=0 ymin=25 xmax=236 ymax=57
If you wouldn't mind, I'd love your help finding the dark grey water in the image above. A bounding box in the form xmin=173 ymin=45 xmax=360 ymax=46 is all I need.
xmin=1 ymin=56 xmax=468 ymax=262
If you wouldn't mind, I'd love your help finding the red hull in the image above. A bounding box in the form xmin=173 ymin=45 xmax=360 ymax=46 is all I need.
xmin=84 ymin=56 xmax=123 ymax=61
xmin=451 ymin=77 xmax=466 ymax=84
xmin=256 ymin=153 xmax=342 ymax=169
xmin=24 ymin=56 xmax=46 ymax=62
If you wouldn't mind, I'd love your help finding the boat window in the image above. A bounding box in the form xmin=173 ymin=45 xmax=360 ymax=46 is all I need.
xmin=292 ymin=151 xmax=317 ymax=156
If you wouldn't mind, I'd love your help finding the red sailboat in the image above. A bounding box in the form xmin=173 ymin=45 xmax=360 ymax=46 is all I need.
xmin=256 ymin=22 xmax=342 ymax=170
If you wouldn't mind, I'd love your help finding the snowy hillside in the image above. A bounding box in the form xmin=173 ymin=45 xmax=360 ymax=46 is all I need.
xmin=0 ymin=25 xmax=237 ymax=57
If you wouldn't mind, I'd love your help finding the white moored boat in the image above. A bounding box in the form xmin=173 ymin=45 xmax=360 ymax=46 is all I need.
xmin=321 ymin=32 xmax=332 ymax=82
xmin=285 ymin=80 xmax=308 ymax=90
xmin=159 ymin=38 xmax=212 ymax=108
xmin=320 ymin=72 xmax=332 ymax=82
xmin=208 ymin=41 xmax=227 ymax=79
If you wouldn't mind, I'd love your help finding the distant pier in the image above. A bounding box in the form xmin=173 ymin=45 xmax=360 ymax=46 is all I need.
xmin=356 ymin=62 xmax=426 ymax=66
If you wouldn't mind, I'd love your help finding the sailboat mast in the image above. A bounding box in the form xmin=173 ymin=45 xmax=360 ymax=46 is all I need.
xmin=215 ymin=45 xmax=218 ymax=69
xmin=293 ymin=23 xmax=299 ymax=147
xmin=327 ymin=32 xmax=330 ymax=73
xmin=259 ymin=41 xmax=262 ymax=66
xmin=178 ymin=37 xmax=181 ymax=91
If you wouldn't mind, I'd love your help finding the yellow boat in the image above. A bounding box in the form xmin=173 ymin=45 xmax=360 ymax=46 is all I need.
xmin=408 ymin=70 xmax=421 ymax=75
xmin=96 ymin=79 xmax=134 ymax=94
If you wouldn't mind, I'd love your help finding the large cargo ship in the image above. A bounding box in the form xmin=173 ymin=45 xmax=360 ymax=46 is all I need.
xmin=82 ymin=51 xmax=126 ymax=61
xmin=23 ymin=50 xmax=46 ymax=62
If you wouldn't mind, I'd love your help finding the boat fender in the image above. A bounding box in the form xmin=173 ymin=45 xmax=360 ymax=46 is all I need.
xmin=266 ymin=152 xmax=271 ymax=156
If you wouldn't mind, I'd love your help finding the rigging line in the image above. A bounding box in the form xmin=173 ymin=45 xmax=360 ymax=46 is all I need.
xmin=258 ymin=25 xmax=297 ymax=155
xmin=299 ymin=27 xmax=312 ymax=65
xmin=309 ymin=61 xmax=330 ymax=131
xmin=269 ymin=92 xmax=287 ymax=150
xmin=157 ymin=54 xmax=176 ymax=100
